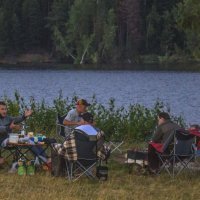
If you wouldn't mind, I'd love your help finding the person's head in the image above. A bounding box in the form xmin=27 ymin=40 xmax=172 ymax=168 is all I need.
xmin=80 ymin=112 xmax=94 ymax=124
xmin=76 ymin=99 xmax=90 ymax=114
xmin=0 ymin=101 xmax=7 ymax=117
xmin=157 ymin=112 xmax=170 ymax=125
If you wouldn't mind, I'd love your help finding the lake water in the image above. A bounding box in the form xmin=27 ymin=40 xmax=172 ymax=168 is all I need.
xmin=0 ymin=69 xmax=200 ymax=124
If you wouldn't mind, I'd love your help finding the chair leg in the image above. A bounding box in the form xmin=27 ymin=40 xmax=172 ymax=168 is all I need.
xmin=73 ymin=162 xmax=96 ymax=182
xmin=65 ymin=161 xmax=74 ymax=181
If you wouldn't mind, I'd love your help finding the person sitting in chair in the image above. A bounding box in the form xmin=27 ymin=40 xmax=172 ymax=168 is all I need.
xmin=0 ymin=101 xmax=50 ymax=165
xmin=63 ymin=99 xmax=91 ymax=136
xmin=53 ymin=112 xmax=109 ymax=163
xmin=148 ymin=112 xmax=181 ymax=174
xmin=0 ymin=101 xmax=32 ymax=146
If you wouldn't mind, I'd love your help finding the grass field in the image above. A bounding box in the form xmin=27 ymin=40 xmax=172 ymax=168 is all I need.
xmin=1 ymin=157 xmax=200 ymax=200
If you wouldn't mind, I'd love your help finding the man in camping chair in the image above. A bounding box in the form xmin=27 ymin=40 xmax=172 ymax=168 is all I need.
xmin=148 ymin=112 xmax=181 ymax=174
xmin=63 ymin=99 xmax=91 ymax=136
xmin=53 ymin=112 xmax=110 ymax=180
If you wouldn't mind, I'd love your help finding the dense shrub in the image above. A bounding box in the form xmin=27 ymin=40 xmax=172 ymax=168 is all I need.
xmin=2 ymin=91 xmax=185 ymax=142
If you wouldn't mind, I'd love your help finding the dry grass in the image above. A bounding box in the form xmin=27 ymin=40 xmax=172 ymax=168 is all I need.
xmin=1 ymin=159 xmax=200 ymax=200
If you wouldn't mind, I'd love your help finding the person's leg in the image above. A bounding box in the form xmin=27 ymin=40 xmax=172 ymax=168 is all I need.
xmin=28 ymin=140 xmax=48 ymax=162
xmin=1 ymin=138 xmax=9 ymax=147
xmin=148 ymin=144 xmax=160 ymax=172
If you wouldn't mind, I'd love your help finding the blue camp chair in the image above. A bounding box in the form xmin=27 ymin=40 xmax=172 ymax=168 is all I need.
xmin=156 ymin=129 xmax=195 ymax=177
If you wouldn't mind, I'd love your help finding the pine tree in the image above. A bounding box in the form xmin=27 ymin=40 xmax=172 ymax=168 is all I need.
xmin=22 ymin=0 xmax=43 ymax=50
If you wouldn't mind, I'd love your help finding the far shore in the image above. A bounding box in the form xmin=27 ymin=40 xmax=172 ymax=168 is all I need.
xmin=0 ymin=53 xmax=200 ymax=71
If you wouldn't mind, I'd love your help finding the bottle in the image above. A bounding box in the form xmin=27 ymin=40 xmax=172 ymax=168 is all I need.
xmin=21 ymin=123 xmax=26 ymax=136
xmin=27 ymin=160 xmax=35 ymax=176
xmin=17 ymin=159 xmax=26 ymax=176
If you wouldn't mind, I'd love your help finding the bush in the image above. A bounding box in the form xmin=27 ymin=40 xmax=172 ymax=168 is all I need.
xmin=2 ymin=91 xmax=185 ymax=142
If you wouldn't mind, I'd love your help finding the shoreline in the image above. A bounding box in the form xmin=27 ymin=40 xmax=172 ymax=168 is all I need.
xmin=0 ymin=62 xmax=200 ymax=72
xmin=0 ymin=53 xmax=200 ymax=71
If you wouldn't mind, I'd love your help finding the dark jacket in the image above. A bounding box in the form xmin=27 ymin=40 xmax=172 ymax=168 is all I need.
xmin=152 ymin=120 xmax=181 ymax=144
xmin=0 ymin=115 xmax=25 ymax=144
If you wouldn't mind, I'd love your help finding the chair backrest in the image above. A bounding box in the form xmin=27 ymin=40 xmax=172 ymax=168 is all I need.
xmin=56 ymin=114 xmax=67 ymax=138
xmin=174 ymin=129 xmax=195 ymax=155
xmin=162 ymin=130 xmax=175 ymax=153
xmin=74 ymin=129 xmax=97 ymax=160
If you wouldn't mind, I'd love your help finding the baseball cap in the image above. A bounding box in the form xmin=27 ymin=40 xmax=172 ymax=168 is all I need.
xmin=76 ymin=99 xmax=91 ymax=106
xmin=80 ymin=112 xmax=94 ymax=123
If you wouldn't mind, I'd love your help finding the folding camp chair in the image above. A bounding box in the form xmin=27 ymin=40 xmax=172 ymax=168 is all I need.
xmin=156 ymin=129 xmax=195 ymax=177
xmin=109 ymin=140 xmax=124 ymax=153
xmin=106 ymin=130 xmax=124 ymax=154
xmin=56 ymin=114 xmax=67 ymax=142
xmin=66 ymin=129 xmax=100 ymax=181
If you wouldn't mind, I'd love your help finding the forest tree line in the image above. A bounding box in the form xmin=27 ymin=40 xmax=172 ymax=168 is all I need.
xmin=0 ymin=0 xmax=199 ymax=64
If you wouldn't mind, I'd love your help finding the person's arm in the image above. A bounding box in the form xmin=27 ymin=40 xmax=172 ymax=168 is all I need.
xmin=11 ymin=109 xmax=33 ymax=124
xmin=63 ymin=119 xmax=82 ymax=126
xmin=63 ymin=110 xmax=84 ymax=126
xmin=0 ymin=125 xmax=10 ymax=134
xmin=11 ymin=115 xmax=26 ymax=124
xmin=0 ymin=121 xmax=21 ymax=134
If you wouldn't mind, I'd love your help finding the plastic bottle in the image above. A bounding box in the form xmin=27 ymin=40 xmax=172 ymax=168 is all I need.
xmin=21 ymin=123 xmax=26 ymax=136
xmin=17 ymin=159 xmax=26 ymax=176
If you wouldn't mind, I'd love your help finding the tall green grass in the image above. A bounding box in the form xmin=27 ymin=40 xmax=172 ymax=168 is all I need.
xmin=2 ymin=91 xmax=185 ymax=142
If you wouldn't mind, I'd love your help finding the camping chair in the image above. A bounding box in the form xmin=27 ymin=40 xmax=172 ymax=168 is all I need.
xmin=66 ymin=128 xmax=100 ymax=181
xmin=156 ymin=129 xmax=195 ymax=177
xmin=56 ymin=114 xmax=67 ymax=142
xmin=106 ymin=130 xmax=124 ymax=154
xmin=109 ymin=140 xmax=124 ymax=153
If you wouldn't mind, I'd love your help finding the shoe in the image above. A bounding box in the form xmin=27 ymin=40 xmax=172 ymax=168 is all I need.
xmin=8 ymin=162 xmax=18 ymax=173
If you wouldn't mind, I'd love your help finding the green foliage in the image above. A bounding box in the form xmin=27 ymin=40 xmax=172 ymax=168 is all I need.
xmin=175 ymin=0 xmax=200 ymax=59
xmin=2 ymin=92 xmax=185 ymax=142
xmin=22 ymin=0 xmax=43 ymax=49
xmin=0 ymin=0 xmax=199 ymax=63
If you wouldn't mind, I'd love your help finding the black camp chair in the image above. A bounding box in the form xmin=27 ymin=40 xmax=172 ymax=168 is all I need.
xmin=156 ymin=129 xmax=195 ymax=177
xmin=66 ymin=129 xmax=100 ymax=181
xmin=56 ymin=114 xmax=67 ymax=142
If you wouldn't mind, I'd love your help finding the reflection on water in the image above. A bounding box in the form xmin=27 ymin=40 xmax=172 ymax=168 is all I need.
xmin=0 ymin=69 xmax=200 ymax=124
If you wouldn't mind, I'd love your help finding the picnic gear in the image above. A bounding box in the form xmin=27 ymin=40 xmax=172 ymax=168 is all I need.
xmin=56 ymin=113 xmax=67 ymax=142
xmin=51 ymin=148 xmax=66 ymax=177
xmin=66 ymin=129 xmax=99 ymax=181
xmin=53 ymin=125 xmax=109 ymax=181
xmin=155 ymin=129 xmax=195 ymax=177
xmin=96 ymin=165 xmax=108 ymax=181
xmin=27 ymin=160 xmax=35 ymax=175
xmin=9 ymin=133 xmax=19 ymax=144
xmin=17 ymin=159 xmax=26 ymax=176
xmin=126 ymin=149 xmax=148 ymax=174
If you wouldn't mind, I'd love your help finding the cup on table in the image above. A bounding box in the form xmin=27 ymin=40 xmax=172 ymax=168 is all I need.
xmin=34 ymin=137 xmax=38 ymax=144
xmin=28 ymin=132 xmax=34 ymax=137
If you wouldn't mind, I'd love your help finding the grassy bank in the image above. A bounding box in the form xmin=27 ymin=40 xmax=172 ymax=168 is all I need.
xmin=1 ymin=159 xmax=200 ymax=200
xmin=2 ymin=92 xmax=185 ymax=142
xmin=1 ymin=93 xmax=200 ymax=200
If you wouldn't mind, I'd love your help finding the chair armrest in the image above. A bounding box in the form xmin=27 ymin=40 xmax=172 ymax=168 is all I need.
xmin=56 ymin=123 xmax=66 ymax=128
